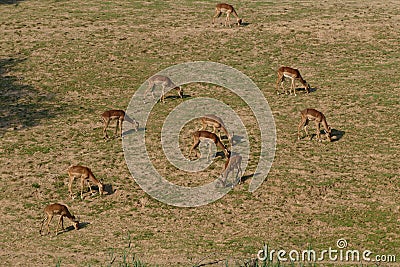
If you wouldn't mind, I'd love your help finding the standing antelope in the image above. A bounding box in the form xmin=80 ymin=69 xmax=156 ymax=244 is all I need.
xmin=276 ymin=66 xmax=310 ymax=96
xmin=102 ymin=110 xmax=139 ymax=139
xmin=199 ymin=114 xmax=233 ymax=144
xmin=144 ymin=75 xmax=183 ymax=103
xmin=189 ymin=130 xmax=231 ymax=160
xmin=298 ymin=108 xmax=332 ymax=142
xmin=40 ymin=203 xmax=79 ymax=236
xmin=212 ymin=3 xmax=242 ymax=27
xmin=68 ymin=165 xmax=104 ymax=200
xmin=220 ymin=154 xmax=243 ymax=187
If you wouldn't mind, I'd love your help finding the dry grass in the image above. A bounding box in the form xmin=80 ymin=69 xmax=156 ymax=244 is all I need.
xmin=0 ymin=0 xmax=399 ymax=266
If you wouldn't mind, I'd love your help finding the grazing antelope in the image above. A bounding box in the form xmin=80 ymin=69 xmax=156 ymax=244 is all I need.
xmin=40 ymin=203 xmax=79 ymax=236
xmin=199 ymin=114 xmax=233 ymax=144
xmin=189 ymin=130 xmax=231 ymax=160
xmin=276 ymin=66 xmax=310 ymax=96
xmin=102 ymin=110 xmax=139 ymax=139
xmin=144 ymin=75 xmax=183 ymax=103
xmin=212 ymin=3 xmax=242 ymax=27
xmin=298 ymin=108 xmax=332 ymax=142
xmin=68 ymin=165 xmax=104 ymax=200
xmin=220 ymin=154 xmax=243 ymax=187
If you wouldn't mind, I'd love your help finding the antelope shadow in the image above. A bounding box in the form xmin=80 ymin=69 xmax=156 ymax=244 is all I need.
xmin=0 ymin=0 xmax=24 ymax=4
xmin=307 ymin=128 xmax=345 ymax=142
xmin=61 ymin=222 xmax=90 ymax=234
xmin=163 ymin=94 xmax=191 ymax=100
xmin=330 ymin=128 xmax=345 ymax=142
xmin=103 ymin=183 xmax=115 ymax=196
xmin=239 ymin=21 xmax=251 ymax=27
xmin=122 ymin=127 xmax=145 ymax=137
xmin=295 ymin=86 xmax=318 ymax=94
xmin=231 ymin=134 xmax=246 ymax=146
xmin=240 ymin=172 xmax=262 ymax=184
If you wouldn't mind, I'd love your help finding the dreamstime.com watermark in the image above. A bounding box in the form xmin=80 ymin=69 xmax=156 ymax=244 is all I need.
xmin=122 ymin=61 xmax=276 ymax=207
xmin=257 ymin=239 xmax=397 ymax=264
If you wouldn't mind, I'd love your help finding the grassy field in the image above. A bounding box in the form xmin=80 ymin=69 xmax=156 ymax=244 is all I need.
xmin=1 ymin=0 xmax=399 ymax=266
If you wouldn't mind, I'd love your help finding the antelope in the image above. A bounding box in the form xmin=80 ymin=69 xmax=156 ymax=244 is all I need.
xmin=102 ymin=110 xmax=139 ymax=139
xmin=40 ymin=203 xmax=79 ymax=236
xmin=188 ymin=130 xmax=231 ymax=160
xmin=276 ymin=66 xmax=310 ymax=96
xmin=220 ymin=154 xmax=243 ymax=187
xmin=298 ymin=108 xmax=332 ymax=142
xmin=144 ymin=75 xmax=183 ymax=103
xmin=68 ymin=165 xmax=104 ymax=200
xmin=199 ymin=114 xmax=233 ymax=144
xmin=212 ymin=3 xmax=242 ymax=27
